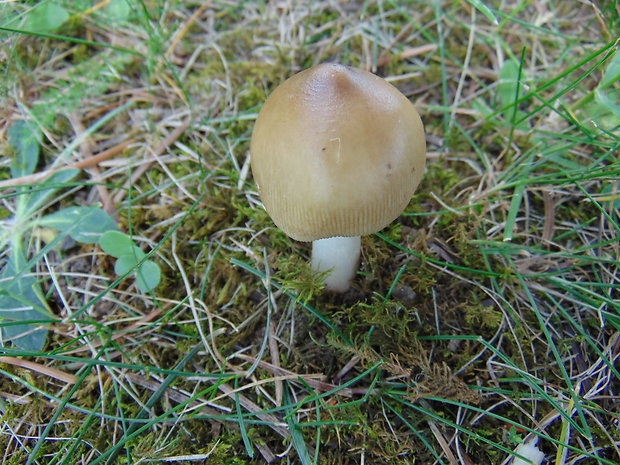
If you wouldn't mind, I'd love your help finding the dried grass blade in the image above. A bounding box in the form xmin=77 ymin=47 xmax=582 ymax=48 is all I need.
xmin=0 ymin=139 xmax=137 ymax=190
xmin=0 ymin=355 xmax=78 ymax=384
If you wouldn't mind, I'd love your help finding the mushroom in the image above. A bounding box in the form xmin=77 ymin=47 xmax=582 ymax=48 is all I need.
xmin=510 ymin=439 xmax=546 ymax=465
xmin=250 ymin=63 xmax=426 ymax=292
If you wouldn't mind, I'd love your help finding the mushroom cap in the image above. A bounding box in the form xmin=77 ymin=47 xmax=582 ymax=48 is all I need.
xmin=250 ymin=63 xmax=426 ymax=242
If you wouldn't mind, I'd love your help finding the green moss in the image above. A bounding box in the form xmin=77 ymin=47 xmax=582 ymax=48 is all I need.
xmin=464 ymin=301 xmax=503 ymax=330
xmin=273 ymin=253 xmax=325 ymax=303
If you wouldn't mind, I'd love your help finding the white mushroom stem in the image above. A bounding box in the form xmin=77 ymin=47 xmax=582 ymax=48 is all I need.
xmin=311 ymin=236 xmax=361 ymax=292
xmin=510 ymin=440 xmax=545 ymax=465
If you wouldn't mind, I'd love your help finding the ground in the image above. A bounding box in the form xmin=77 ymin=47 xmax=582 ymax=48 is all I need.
xmin=0 ymin=1 xmax=619 ymax=464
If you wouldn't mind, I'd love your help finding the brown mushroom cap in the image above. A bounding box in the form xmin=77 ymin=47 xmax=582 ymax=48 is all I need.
xmin=250 ymin=63 xmax=426 ymax=242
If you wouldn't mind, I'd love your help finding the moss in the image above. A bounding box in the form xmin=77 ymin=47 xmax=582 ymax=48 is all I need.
xmin=344 ymin=296 xmax=420 ymax=343
xmin=2 ymin=1 xmax=616 ymax=463
xmin=463 ymin=300 xmax=503 ymax=331
xmin=272 ymin=253 xmax=325 ymax=302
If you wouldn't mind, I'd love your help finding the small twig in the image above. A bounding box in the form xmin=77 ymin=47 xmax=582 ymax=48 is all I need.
xmin=208 ymin=378 xmax=290 ymax=439
xmin=378 ymin=43 xmax=438 ymax=67
xmin=420 ymin=397 xmax=459 ymax=465
xmin=0 ymin=390 xmax=30 ymax=405
xmin=268 ymin=320 xmax=283 ymax=406
xmin=333 ymin=355 xmax=360 ymax=383
xmin=376 ymin=22 xmax=415 ymax=67
xmin=0 ymin=139 xmax=136 ymax=190
xmin=234 ymin=353 xmax=355 ymax=397
xmin=427 ymin=420 xmax=459 ymax=465
xmin=0 ymin=356 xmax=78 ymax=384
xmin=165 ymin=2 xmax=214 ymax=59
xmin=125 ymin=372 xmax=230 ymax=416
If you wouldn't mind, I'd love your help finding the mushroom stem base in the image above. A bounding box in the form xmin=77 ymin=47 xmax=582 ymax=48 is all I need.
xmin=311 ymin=236 xmax=361 ymax=292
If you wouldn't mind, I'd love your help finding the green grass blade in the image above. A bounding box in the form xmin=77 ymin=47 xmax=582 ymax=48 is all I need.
xmin=235 ymin=377 xmax=254 ymax=458
xmin=0 ymin=25 xmax=144 ymax=56
xmin=503 ymin=182 xmax=525 ymax=241
xmin=284 ymin=382 xmax=314 ymax=465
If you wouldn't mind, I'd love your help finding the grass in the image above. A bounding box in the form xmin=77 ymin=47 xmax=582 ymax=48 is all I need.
xmin=1 ymin=0 xmax=619 ymax=464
